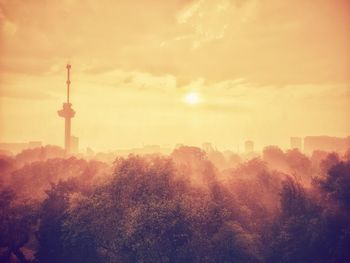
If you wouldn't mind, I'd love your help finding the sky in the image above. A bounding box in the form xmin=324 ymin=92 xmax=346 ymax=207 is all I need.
xmin=0 ymin=0 xmax=350 ymax=151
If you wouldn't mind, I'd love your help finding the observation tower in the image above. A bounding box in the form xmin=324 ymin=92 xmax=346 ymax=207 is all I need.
xmin=58 ymin=64 xmax=75 ymax=153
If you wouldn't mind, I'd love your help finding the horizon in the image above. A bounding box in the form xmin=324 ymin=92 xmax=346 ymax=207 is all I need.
xmin=1 ymin=135 xmax=350 ymax=156
xmin=1 ymin=134 xmax=350 ymax=153
xmin=1 ymin=0 xmax=350 ymax=151
xmin=1 ymin=1 xmax=350 ymax=262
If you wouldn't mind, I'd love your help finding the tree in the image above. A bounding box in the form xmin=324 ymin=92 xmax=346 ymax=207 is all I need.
xmin=36 ymin=180 xmax=81 ymax=263
xmin=0 ymin=189 xmax=38 ymax=263
xmin=60 ymin=155 xmax=261 ymax=263
xmin=318 ymin=161 xmax=350 ymax=210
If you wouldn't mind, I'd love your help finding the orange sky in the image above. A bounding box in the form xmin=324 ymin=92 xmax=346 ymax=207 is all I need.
xmin=0 ymin=0 xmax=350 ymax=151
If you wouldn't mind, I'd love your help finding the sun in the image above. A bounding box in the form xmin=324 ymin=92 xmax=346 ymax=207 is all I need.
xmin=184 ymin=92 xmax=200 ymax=105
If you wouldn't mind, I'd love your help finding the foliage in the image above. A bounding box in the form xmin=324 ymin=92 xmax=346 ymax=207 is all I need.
xmin=0 ymin=146 xmax=349 ymax=263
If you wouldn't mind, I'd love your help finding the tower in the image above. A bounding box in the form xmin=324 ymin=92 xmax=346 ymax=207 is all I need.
xmin=290 ymin=137 xmax=302 ymax=150
xmin=58 ymin=64 xmax=75 ymax=153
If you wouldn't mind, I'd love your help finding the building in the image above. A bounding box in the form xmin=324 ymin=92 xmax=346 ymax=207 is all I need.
xmin=304 ymin=136 xmax=350 ymax=154
xmin=290 ymin=137 xmax=302 ymax=150
xmin=202 ymin=142 xmax=214 ymax=153
xmin=0 ymin=141 xmax=42 ymax=155
xmin=70 ymin=136 xmax=79 ymax=154
xmin=244 ymin=140 xmax=254 ymax=153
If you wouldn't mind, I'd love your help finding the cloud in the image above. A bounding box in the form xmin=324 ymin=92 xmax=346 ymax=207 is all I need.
xmin=0 ymin=88 xmax=54 ymax=100
xmin=0 ymin=72 xmax=59 ymax=100
xmin=1 ymin=0 xmax=349 ymax=85
xmin=0 ymin=0 xmax=349 ymax=149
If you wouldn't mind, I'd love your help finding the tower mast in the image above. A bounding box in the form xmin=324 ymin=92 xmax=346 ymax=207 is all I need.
xmin=66 ymin=64 xmax=71 ymax=103
xmin=58 ymin=64 xmax=75 ymax=154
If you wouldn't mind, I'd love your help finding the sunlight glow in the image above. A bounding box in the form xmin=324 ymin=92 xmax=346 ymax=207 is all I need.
xmin=184 ymin=92 xmax=200 ymax=105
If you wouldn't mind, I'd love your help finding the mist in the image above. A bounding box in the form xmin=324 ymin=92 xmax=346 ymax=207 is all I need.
xmin=1 ymin=0 xmax=350 ymax=262
xmin=1 ymin=145 xmax=349 ymax=262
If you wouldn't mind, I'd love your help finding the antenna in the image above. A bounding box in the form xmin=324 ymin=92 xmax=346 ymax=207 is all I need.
xmin=58 ymin=64 xmax=75 ymax=154
xmin=66 ymin=64 xmax=71 ymax=103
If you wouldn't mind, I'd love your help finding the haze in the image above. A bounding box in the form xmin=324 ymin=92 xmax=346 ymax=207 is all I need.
xmin=1 ymin=0 xmax=350 ymax=151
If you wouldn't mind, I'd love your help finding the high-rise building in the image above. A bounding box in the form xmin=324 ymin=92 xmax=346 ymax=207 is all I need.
xmin=290 ymin=137 xmax=302 ymax=150
xmin=244 ymin=140 xmax=254 ymax=153
xmin=304 ymin=136 xmax=350 ymax=154
xmin=202 ymin=142 xmax=214 ymax=153
xmin=0 ymin=141 xmax=42 ymax=154
xmin=70 ymin=136 xmax=79 ymax=154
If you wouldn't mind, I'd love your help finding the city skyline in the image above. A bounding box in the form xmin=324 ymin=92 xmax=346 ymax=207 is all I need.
xmin=1 ymin=2 xmax=350 ymax=262
xmin=1 ymin=0 xmax=350 ymax=151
